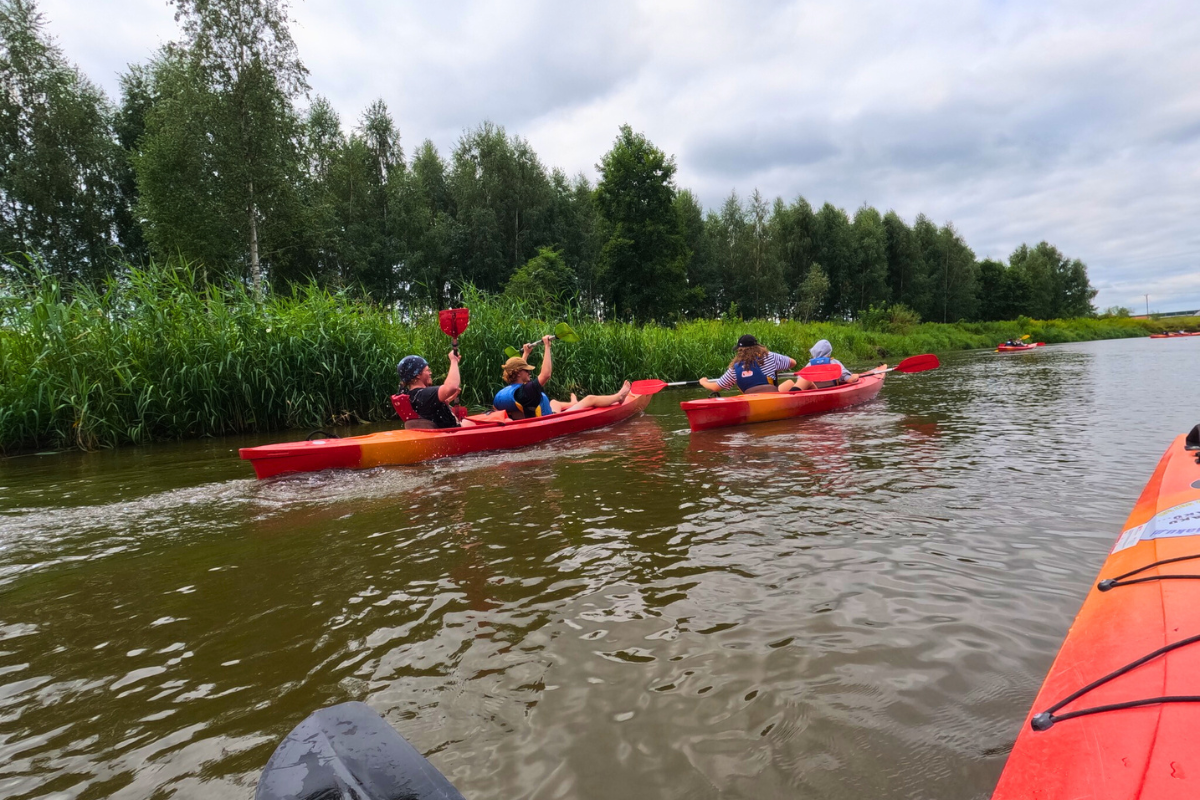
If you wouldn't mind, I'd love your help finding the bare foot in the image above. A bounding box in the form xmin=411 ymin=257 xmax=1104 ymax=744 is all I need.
xmin=570 ymin=393 xmax=579 ymax=404
xmin=616 ymin=380 xmax=631 ymax=402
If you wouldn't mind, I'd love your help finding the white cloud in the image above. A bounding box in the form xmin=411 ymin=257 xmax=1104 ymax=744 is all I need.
xmin=31 ymin=0 xmax=1200 ymax=312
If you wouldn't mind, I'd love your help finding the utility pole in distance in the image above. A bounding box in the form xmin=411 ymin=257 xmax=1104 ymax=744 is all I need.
xmin=1145 ymin=294 xmax=1150 ymax=316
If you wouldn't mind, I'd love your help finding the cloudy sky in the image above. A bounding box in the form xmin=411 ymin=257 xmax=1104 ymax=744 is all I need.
xmin=37 ymin=0 xmax=1200 ymax=312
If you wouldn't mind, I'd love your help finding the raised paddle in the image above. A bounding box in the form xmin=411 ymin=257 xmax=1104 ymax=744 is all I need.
xmin=438 ymin=307 xmax=470 ymax=356
xmin=504 ymin=322 xmax=579 ymax=358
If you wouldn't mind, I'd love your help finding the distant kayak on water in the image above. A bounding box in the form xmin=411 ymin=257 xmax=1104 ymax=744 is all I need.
xmin=993 ymin=425 xmax=1200 ymax=799
xmin=240 ymin=392 xmax=650 ymax=478
xmin=996 ymin=342 xmax=1045 ymax=352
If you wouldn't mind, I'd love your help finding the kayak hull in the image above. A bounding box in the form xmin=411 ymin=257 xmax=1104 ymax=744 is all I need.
xmin=240 ymin=393 xmax=651 ymax=478
xmin=680 ymin=372 xmax=884 ymax=432
xmin=992 ymin=433 xmax=1200 ymax=799
xmin=996 ymin=342 xmax=1045 ymax=351
xmin=1150 ymin=332 xmax=1200 ymax=339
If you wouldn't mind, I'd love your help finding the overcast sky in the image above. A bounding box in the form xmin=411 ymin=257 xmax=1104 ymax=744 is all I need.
xmin=37 ymin=0 xmax=1200 ymax=313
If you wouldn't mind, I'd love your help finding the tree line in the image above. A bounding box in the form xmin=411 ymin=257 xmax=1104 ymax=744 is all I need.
xmin=0 ymin=0 xmax=1098 ymax=323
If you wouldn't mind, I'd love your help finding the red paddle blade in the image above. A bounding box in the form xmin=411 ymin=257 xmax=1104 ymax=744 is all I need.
xmin=798 ymin=363 xmax=842 ymax=382
xmin=631 ymin=379 xmax=667 ymax=396
xmin=438 ymin=307 xmax=470 ymax=338
xmin=894 ymin=353 xmax=940 ymax=373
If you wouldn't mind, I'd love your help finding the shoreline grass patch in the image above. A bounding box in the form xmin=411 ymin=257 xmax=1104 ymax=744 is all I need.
xmin=0 ymin=265 xmax=1191 ymax=453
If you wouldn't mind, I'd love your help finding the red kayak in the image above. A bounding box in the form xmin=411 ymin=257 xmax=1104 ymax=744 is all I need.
xmin=240 ymin=393 xmax=651 ymax=478
xmin=1150 ymin=332 xmax=1200 ymax=339
xmin=680 ymin=373 xmax=884 ymax=432
xmin=993 ymin=428 xmax=1200 ymax=799
xmin=996 ymin=342 xmax=1045 ymax=352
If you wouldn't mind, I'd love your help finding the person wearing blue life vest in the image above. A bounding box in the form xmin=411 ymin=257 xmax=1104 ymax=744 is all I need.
xmin=493 ymin=335 xmax=631 ymax=419
xmin=699 ymin=334 xmax=801 ymax=394
xmin=801 ymin=339 xmax=883 ymax=389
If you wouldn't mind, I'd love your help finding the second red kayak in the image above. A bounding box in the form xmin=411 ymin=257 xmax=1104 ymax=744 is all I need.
xmin=996 ymin=342 xmax=1045 ymax=352
xmin=680 ymin=372 xmax=884 ymax=432
xmin=993 ymin=428 xmax=1200 ymax=799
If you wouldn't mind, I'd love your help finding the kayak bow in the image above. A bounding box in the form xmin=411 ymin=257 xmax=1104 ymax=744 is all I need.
xmin=240 ymin=393 xmax=651 ymax=478
xmin=680 ymin=372 xmax=884 ymax=432
xmin=993 ymin=427 xmax=1200 ymax=799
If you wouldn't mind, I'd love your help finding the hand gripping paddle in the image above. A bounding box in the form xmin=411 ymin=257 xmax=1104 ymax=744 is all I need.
xmin=504 ymin=322 xmax=579 ymax=359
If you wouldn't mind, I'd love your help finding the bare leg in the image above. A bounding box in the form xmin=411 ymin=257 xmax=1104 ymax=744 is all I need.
xmin=549 ymin=399 xmax=571 ymax=412
xmin=790 ymin=377 xmax=817 ymax=391
xmin=777 ymin=379 xmax=796 ymax=392
xmin=563 ymin=381 xmax=631 ymax=412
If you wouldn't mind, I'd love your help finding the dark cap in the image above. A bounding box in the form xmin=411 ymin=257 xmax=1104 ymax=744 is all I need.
xmin=735 ymin=334 xmax=758 ymax=349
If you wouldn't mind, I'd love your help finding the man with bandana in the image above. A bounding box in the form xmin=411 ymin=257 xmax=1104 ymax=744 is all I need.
xmin=396 ymin=350 xmax=476 ymax=428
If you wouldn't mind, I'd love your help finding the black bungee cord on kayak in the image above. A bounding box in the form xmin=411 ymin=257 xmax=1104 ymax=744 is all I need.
xmin=1030 ymin=632 xmax=1200 ymax=731
xmin=1097 ymin=553 xmax=1200 ymax=591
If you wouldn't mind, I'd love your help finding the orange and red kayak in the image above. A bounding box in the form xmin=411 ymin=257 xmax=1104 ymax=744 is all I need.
xmin=240 ymin=393 xmax=651 ymax=478
xmin=993 ymin=428 xmax=1200 ymax=799
xmin=996 ymin=342 xmax=1045 ymax=351
xmin=680 ymin=373 xmax=884 ymax=432
xmin=1150 ymin=332 xmax=1200 ymax=339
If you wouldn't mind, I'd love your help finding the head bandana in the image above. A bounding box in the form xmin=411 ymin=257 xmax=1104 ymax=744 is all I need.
xmin=396 ymin=355 xmax=429 ymax=383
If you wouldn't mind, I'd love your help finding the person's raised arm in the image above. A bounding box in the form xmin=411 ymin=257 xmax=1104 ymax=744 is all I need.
xmin=699 ymin=377 xmax=722 ymax=392
xmin=437 ymin=350 xmax=462 ymax=402
xmin=537 ymin=335 xmax=553 ymax=386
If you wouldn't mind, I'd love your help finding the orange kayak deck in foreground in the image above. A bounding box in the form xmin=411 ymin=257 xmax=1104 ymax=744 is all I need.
xmin=240 ymin=393 xmax=651 ymax=479
xmin=679 ymin=372 xmax=884 ymax=432
xmin=993 ymin=432 xmax=1200 ymax=799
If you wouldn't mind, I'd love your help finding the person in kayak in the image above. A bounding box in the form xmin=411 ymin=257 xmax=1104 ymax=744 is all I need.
xmin=396 ymin=352 xmax=477 ymax=428
xmin=494 ymin=335 xmax=631 ymax=419
xmin=799 ymin=339 xmax=881 ymax=389
xmin=698 ymin=334 xmax=799 ymax=394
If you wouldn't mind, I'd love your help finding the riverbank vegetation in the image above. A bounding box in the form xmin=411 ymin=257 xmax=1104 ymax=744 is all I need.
xmin=2 ymin=264 xmax=1190 ymax=453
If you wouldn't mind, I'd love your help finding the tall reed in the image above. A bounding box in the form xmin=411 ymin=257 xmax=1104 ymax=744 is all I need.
xmin=0 ymin=264 xmax=1185 ymax=453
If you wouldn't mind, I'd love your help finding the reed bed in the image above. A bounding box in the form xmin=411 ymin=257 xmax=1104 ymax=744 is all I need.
xmin=0 ymin=265 xmax=1185 ymax=453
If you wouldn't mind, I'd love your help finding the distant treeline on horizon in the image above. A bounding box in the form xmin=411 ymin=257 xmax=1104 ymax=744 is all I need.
xmin=0 ymin=0 xmax=1099 ymax=324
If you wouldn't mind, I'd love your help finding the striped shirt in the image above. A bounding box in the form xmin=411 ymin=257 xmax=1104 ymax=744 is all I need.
xmin=716 ymin=352 xmax=794 ymax=389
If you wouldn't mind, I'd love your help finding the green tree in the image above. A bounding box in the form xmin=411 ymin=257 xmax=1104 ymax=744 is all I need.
xmin=0 ymin=0 xmax=123 ymax=283
xmin=769 ymin=196 xmax=816 ymax=317
xmin=448 ymin=121 xmax=552 ymax=292
xmin=135 ymin=0 xmax=308 ymax=290
xmin=883 ymin=210 xmax=920 ymax=310
xmin=675 ymin=188 xmax=719 ymax=317
xmin=850 ymin=205 xmax=890 ymax=315
xmin=795 ymin=263 xmax=830 ymax=323
xmin=395 ymin=139 xmax=455 ymax=308
xmin=502 ymin=246 xmax=577 ymax=316
xmin=812 ymin=202 xmax=854 ymax=318
xmin=594 ymin=124 xmax=688 ymax=321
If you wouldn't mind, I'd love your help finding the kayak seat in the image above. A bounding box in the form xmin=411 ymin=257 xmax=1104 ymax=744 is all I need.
xmin=390 ymin=393 xmax=420 ymax=421
xmin=404 ymin=419 xmax=437 ymax=430
xmin=744 ymin=384 xmax=779 ymax=394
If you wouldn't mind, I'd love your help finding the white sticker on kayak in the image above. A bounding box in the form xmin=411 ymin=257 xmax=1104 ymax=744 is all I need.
xmin=1113 ymin=499 xmax=1200 ymax=553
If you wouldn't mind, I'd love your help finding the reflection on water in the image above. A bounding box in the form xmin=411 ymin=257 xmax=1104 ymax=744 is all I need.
xmin=0 ymin=338 xmax=1198 ymax=799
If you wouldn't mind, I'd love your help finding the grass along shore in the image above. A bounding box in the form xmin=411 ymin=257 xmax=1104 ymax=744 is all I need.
xmin=1 ymin=266 xmax=1194 ymax=453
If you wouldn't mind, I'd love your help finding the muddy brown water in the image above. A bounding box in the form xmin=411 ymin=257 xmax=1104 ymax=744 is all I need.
xmin=1 ymin=337 xmax=1198 ymax=799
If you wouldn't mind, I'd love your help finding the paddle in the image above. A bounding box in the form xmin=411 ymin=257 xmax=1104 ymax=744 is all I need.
xmin=256 ymin=701 xmax=466 ymax=800
xmin=438 ymin=307 xmax=470 ymax=356
xmin=504 ymin=322 xmax=579 ymax=358
xmin=631 ymin=354 xmax=940 ymax=397
xmin=631 ymin=364 xmax=841 ymax=396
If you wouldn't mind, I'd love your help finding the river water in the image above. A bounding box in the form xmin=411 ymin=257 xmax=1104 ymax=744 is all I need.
xmin=1 ymin=337 xmax=1197 ymax=800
